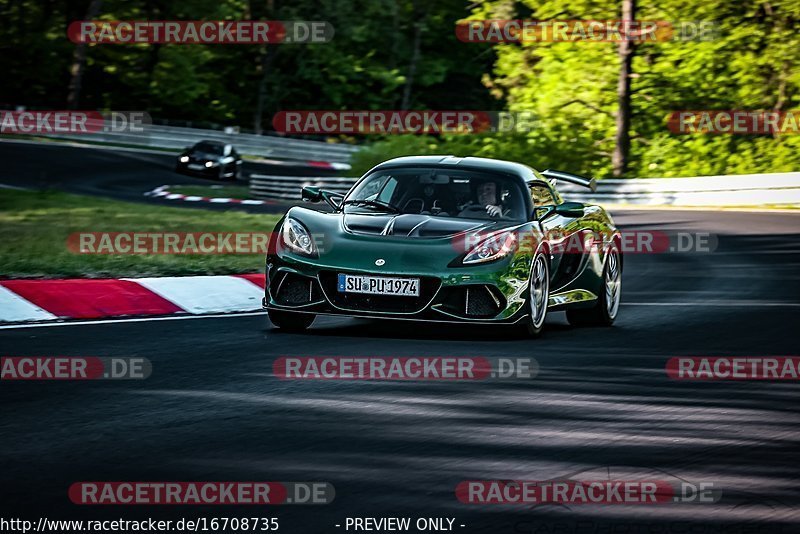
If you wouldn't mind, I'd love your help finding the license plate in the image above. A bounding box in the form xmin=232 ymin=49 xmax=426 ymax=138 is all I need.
xmin=187 ymin=163 xmax=205 ymax=170
xmin=337 ymin=274 xmax=420 ymax=297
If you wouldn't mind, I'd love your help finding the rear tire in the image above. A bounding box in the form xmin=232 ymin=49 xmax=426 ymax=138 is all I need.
xmin=268 ymin=309 xmax=315 ymax=332
xmin=566 ymin=243 xmax=621 ymax=327
xmin=522 ymin=250 xmax=550 ymax=338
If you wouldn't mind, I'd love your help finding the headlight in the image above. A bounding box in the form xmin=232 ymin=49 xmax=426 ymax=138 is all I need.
xmin=179 ymin=156 xmax=189 ymax=163
xmin=281 ymin=217 xmax=316 ymax=256
xmin=204 ymin=161 xmax=215 ymax=168
xmin=462 ymin=230 xmax=517 ymax=264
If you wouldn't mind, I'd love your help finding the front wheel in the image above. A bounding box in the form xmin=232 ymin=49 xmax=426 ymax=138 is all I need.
xmin=522 ymin=250 xmax=550 ymax=338
xmin=268 ymin=309 xmax=315 ymax=332
xmin=566 ymin=243 xmax=621 ymax=327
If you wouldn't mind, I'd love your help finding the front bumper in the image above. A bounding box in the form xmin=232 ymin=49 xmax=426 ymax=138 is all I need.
xmin=176 ymin=161 xmax=235 ymax=178
xmin=263 ymin=256 xmax=531 ymax=324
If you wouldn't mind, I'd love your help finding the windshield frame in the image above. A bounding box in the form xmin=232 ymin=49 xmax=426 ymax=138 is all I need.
xmin=341 ymin=165 xmax=532 ymax=223
xmin=193 ymin=142 xmax=225 ymax=155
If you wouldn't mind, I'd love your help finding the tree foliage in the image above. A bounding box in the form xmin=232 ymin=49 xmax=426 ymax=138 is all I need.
xmin=2 ymin=0 xmax=799 ymax=178
xmin=0 ymin=0 xmax=494 ymax=126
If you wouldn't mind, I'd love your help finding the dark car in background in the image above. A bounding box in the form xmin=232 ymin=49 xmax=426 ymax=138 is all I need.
xmin=175 ymin=140 xmax=242 ymax=180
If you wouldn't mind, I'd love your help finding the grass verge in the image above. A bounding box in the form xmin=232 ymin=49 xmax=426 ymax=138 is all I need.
xmin=0 ymin=189 xmax=282 ymax=279
xmin=167 ymin=184 xmax=252 ymax=199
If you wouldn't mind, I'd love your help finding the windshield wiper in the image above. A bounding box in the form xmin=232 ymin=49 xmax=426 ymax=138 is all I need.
xmin=341 ymin=199 xmax=400 ymax=213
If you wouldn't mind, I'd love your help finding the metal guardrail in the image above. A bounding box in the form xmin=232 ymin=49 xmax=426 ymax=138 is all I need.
xmin=40 ymin=124 xmax=358 ymax=163
xmin=558 ymin=172 xmax=800 ymax=206
xmin=250 ymin=172 xmax=800 ymax=206
xmin=250 ymin=174 xmax=357 ymax=200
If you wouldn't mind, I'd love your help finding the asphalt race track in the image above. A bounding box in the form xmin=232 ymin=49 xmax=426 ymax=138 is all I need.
xmin=1 ymin=203 xmax=799 ymax=532
xmin=0 ymin=140 xmax=338 ymax=213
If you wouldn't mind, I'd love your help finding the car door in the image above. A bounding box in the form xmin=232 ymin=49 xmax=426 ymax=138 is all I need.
xmin=530 ymin=181 xmax=585 ymax=290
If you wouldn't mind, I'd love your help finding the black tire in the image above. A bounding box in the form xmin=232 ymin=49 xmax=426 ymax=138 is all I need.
xmin=268 ymin=309 xmax=315 ymax=332
xmin=522 ymin=250 xmax=550 ymax=338
xmin=566 ymin=243 xmax=621 ymax=327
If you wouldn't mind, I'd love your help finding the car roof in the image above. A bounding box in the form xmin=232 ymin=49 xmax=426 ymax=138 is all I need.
xmin=370 ymin=155 xmax=544 ymax=184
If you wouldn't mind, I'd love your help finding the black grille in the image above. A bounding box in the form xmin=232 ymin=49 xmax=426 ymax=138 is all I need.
xmin=318 ymin=271 xmax=440 ymax=313
xmin=274 ymin=273 xmax=322 ymax=306
xmin=436 ymin=285 xmax=505 ymax=318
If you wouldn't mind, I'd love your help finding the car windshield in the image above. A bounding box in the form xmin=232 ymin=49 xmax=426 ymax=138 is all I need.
xmin=343 ymin=167 xmax=527 ymax=222
xmin=193 ymin=142 xmax=224 ymax=155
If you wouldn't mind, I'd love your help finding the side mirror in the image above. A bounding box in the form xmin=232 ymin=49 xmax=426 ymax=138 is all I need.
xmin=302 ymin=186 xmax=342 ymax=209
xmin=534 ymin=202 xmax=585 ymax=221
xmin=554 ymin=201 xmax=585 ymax=218
xmin=301 ymin=186 xmax=323 ymax=202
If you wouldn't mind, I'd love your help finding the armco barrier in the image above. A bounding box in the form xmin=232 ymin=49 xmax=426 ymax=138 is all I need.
xmin=558 ymin=172 xmax=800 ymax=207
xmin=249 ymin=171 xmax=800 ymax=206
xmin=249 ymin=174 xmax=357 ymax=201
xmin=40 ymin=124 xmax=358 ymax=163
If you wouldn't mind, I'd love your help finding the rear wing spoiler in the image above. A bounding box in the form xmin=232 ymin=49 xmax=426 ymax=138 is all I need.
xmin=541 ymin=169 xmax=597 ymax=192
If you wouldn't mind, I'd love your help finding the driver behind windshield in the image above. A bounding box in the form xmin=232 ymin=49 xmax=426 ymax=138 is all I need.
xmin=459 ymin=179 xmax=508 ymax=218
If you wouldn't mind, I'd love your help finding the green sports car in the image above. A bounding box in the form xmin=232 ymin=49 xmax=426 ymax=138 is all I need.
xmin=263 ymin=155 xmax=622 ymax=336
